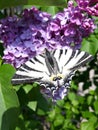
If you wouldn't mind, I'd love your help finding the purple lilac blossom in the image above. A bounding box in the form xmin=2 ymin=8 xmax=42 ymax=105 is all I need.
xmin=0 ymin=7 xmax=51 ymax=67
xmin=76 ymin=0 xmax=98 ymax=16
xmin=47 ymin=1 xmax=96 ymax=49
xmin=0 ymin=4 xmax=95 ymax=68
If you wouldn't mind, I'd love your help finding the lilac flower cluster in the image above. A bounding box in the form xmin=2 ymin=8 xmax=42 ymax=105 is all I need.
xmin=0 ymin=7 xmax=51 ymax=67
xmin=47 ymin=1 xmax=95 ymax=49
xmin=76 ymin=0 xmax=98 ymax=16
xmin=0 ymin=3 xmax=95 ymax=68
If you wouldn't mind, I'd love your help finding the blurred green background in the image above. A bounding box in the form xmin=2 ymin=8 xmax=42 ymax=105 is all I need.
xmin=0 ymin=0 xmax=98 ymax=130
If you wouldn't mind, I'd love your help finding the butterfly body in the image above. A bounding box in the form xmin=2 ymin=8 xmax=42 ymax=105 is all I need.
xmin=12 ymin=47 xmax=93 ymax=101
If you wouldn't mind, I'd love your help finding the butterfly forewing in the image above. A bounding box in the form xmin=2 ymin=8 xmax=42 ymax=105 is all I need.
xmin=52 ymin=48 xmax=93 ymax=76
xmin=11 ymin=53 xmax=50 ymax=85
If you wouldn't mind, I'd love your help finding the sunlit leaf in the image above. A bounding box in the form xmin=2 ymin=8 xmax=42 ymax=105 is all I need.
xmin=0 ymin=0 xmax=67 ymax=9
xmin=81 ymin=121 xmax=95 ymax=130
xmin=87 ymin=95 xmax=93 ymax=105
xmin=82 ymin=111 xmax=94 ymax=118
xmin=23 ymin=84 xmax=33 ymax=94
xmin=71 ymin=107 xmax=79 ymax=114
xmin=40 ymin=6 xmax=60 ymax=16
xmin=48 ymin=110 xmax=56 ymax=121
xmin=93 ymin=101 xmax=98 ymax=114
xmin=37 ymin=108 xmax=46 ymax=116
xmin=0 ymin=64 xmax=19 ymax=130
xmin=27 ymin=101 xmax=37 ymax=111
xmin=81 ymin=36 xmax=98 ymax=55
xmin=54 ymin=115 xmax=64 ymax=127
xmin=68 ymin=92 xmax=76 ymax=101
xmin=0 ymin=64 xmax=15 ymax=86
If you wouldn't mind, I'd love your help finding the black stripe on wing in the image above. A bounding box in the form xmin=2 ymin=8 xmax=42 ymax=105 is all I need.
xmin=64 ymin=49 xmax=80 ymax=66
xmin=64 ymin=71 xmax=75 ymax=87
xmin=11 ymin=74 xmax=42 ymax=85
xmin=34 ymin=57 xmax=44 ymax=65
xmin=60 ymin=48 xmax=94 ymax=70
xmin=58 ymin=49 xmax=63 ymax=59
xmin=70 ymin=52 xmax=93 ymax=70
xmin=11 ymin=53 xmax=46 ymax=85
xmin=77 ymin=52 xmax=91 ymax=63
xmin=11 ymin=76 xmax=41 ymax=85
xmin=22 ymin=64 xmax=43 ymax=72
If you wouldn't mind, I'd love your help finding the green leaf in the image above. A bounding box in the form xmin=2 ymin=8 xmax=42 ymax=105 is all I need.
xmin=23 ymin=84 xmax=33 ymax=94
xmin=68 ymin=92 xmax=76 ymax=101
xmin=40 ymin=6 xmax=60 ymax=16
xmin=0 ymin=57 xmax=2 ymax=66
xmin=81 ymin=36 xmax=98 ymax=55
xmin=82 ymin=111 xmax=94 ymax=118
xmin=89 ymin=90 xmax=95 ymax=95
xmin=81 ymin=121 xmax=95 ymax=130
xmin=64 ymin=102 xmax=71 ymax=110
xmin=37 ymin=108 xmax=46 ymax=116
xmin=87 ymin=95 xmax=93 ymax=105
xmin=81 ymin=116 xmax=97 ymax=130
xmin=71 ymin=100 xmax=79 ymax=106
xmin=71 ymin=107 xmax=79 ymax=114
xmin=48 ymin=110 xmax=56 ymax=121
xmin=56 ymin=99 xmax=64 ymax=107
xmin=89 ymin=115 xmax=97 ymax=123
xmin=71 ymin=81 xmax=78 ymax=90
xmin=93 ymin=100 xmax=98 ymax=114
xmin=63 ymin=119 xmax=71 ymax=128
xmin=15 ymin=115 xmax=27 ymax=130
xmin=27 ymin=101 xmax=37 ymax=111
xmin=0 ymin=64 xmax=20 ymax=130
xmin=77 ymin=96 xmax=85 ymax=105
xmin=54 ymin=115 xmax=64 ymax=127
xmin=0 ymin=0 xmax=67 ymax=9
xmin=0 ymin=64 xmax=15 ymax=86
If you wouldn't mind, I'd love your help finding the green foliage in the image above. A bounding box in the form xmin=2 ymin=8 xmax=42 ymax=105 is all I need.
xmin=0 ymin=0 xmax=67 ymax=9
xmin=0 ymin=64 xmax=20 ymax=130
xmin=40 ymin=6 xmax=61 ymax=16
xmin=0 ymin=2 xmax=98 ymax=130
xmin=81 ymin=30 xmax=98 ymax=55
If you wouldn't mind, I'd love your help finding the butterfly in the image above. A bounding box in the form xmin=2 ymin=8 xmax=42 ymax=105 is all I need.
xmin=11 ymin=47 xmax=93 ymax=101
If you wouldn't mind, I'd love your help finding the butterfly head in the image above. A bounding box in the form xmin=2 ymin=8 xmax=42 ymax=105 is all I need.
xmin=50 ymin=73 xmax=64 ymax=87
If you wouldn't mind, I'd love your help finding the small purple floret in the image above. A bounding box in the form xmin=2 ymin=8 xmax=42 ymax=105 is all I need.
xmin=76 ymin=0 xmax=98 ymax=16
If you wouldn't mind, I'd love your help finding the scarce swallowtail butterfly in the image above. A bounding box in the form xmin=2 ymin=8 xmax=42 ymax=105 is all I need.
xmin=11 ymin=47 xmax=93 ymax=101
